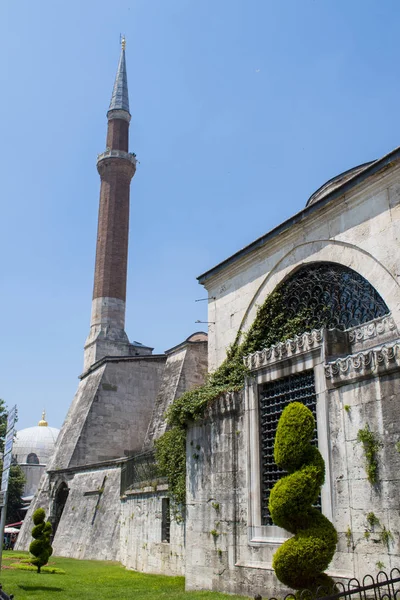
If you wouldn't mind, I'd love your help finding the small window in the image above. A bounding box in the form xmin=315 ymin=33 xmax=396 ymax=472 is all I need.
xmin=161 ymin=497 xmax=170 ymax=543
xmin=27 ymin=453 xmax=39 ymax=464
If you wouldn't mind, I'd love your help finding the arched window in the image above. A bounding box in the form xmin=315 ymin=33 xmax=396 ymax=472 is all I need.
xmin=26 ymin=453 xmax=39 ymax=464
xmin=279 ymin=261 xmax=389 ymax=330
xmin=247 ymin=262 xmax=390 ymax=540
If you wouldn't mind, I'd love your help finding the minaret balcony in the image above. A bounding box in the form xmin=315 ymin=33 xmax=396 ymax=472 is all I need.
xmin=97 ymin=149 xmax=137 ymax=167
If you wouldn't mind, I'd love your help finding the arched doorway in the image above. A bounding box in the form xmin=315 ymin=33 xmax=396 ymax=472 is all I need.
xmin=52 ymin=482 xmax=69 ymax=537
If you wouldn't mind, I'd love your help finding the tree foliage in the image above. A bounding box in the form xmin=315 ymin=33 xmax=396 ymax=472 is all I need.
xmin=29 ymin=508 xmax=53 ymax=573
xmin=269 ymin=402 xmax=337 ymax=592
xmin=0 ymin=399 xmax=25 ymax=522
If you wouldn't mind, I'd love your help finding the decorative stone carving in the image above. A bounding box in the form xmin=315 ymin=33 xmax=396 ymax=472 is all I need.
xmin=347 ymin=314 xmax=397 ymax=344
xmin=244 ymin=329 xmax=324 ymax=371
xmin=325 ymin=341 xmax=400 ymax=381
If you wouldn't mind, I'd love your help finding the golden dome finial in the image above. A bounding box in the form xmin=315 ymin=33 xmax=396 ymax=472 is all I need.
xmin=38 ymin=410 xmax=48 ymax=427
xmin=121 ymin=35 xmax=126 ymax=51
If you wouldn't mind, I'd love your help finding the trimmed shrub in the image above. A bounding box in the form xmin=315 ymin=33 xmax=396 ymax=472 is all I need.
xmin=29 ymin=508 xmax=53 ymax=573
xmin=269 ymin=402 xmax=337 ymax=592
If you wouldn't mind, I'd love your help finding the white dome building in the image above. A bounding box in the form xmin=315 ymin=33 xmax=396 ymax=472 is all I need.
xmin=13 ymin=412 xmax=60 ymax=497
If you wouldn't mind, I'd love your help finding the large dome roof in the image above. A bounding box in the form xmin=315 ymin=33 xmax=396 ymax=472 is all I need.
xmin=13 ymin=413 xmax=59 ymax=466
xmin=306 ymin=161 xmax=375 ymax=207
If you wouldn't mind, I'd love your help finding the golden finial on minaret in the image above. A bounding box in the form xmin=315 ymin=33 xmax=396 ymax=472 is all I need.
xmin=121 ymin=35 xmax=126 ymax=51
xmin=38 ymin=410 xmax=48 ymax=427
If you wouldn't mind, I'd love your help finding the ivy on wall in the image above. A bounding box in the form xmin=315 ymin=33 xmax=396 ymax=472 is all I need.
xmin=155 ymin=289 xmax=328 ymax=507
xmin=357 ymin=425 xmax=382 ymax=485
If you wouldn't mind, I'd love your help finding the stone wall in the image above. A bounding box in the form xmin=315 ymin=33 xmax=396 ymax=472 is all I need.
xmin=120 ymin=485 xmax=185 ymax=575
xmin=52 ymin=466 xmax=122 ymax=561
xmin=185 ymin=392 xmax=281 ymax=596
xmin=185 ymin=322 xmax=400 ymax=596
xmin=48 ymin=356 xmax=166 ymax=471
xmin=327 ymin=371 xmax=400 ymax=576
xmin=144 ymin=334 xmax=208 ymax=448
xmin=120 ymin=333 xmax=207 ymax=576
xmin=16 ymin=463 xmax=123 ymax=560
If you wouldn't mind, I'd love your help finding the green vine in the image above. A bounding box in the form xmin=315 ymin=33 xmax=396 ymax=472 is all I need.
xmin=155 ymin=289 xmax=330 ymax=506
xmin=380 ymin=526 xmax=393 ymax=548
xmin=366 ymin=512 xmax=380 ymax=528
xmin=357 ymin=425 xmax=382 ymax=485
xmin=345 ymin=526 xmax=352 ymax=549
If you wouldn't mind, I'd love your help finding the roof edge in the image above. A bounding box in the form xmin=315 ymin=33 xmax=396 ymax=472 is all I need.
xmin=197 ymin=145 xmax=400 ymax=285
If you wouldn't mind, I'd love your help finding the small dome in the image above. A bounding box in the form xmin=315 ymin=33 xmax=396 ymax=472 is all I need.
xmin=306 ymin=161 xmax=375 ymax=207
xmin=13 ymin=414 xmax=59 ymax=466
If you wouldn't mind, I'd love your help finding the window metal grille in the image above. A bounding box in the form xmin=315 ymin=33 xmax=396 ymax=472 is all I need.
xmin=120 ymin=450 xmax=161 ymax=495
xmin=258 ymin=370 xmax=318 ymax=526
xmin=161 ymin=497 xmax=171 ymax=543
xmin=280 ymin=262 xmax=389 ymax=330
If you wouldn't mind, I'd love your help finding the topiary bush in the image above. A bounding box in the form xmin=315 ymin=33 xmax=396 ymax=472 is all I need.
xmin=269 ymin=402 xmax=337 ymax=593
xmin=29 ymin=508 xmax=53 ymax=573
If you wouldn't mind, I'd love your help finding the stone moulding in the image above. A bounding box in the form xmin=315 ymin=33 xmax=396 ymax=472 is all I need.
xmin=203 ymin=390 xmax=240 ymax=421
xmin=97 ymin=149 xmax=137 ymax=166
xmin=243 ymin=329 xmax=324 ymax=371
xmin=325 ymin=341 xmax=400 ymax=382
xmin=243 ymin=315 xmax=400 ymax=384
xmin=347 ymin=314 xmax=397 ymax=344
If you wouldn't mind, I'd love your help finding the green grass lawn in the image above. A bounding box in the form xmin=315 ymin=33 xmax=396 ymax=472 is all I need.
xmin=0 ymin=552 xmax=249 ymax=600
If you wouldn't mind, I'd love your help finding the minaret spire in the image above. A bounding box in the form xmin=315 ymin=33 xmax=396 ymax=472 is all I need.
xmin=109 ymin=37 xmax=130 ymax=114
xmin=84 ymin=40 xmax=151 ymax=371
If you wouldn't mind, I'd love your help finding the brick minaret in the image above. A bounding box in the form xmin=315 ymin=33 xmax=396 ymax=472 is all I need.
xmin=84 ymin=39 xmax=151 ymax=371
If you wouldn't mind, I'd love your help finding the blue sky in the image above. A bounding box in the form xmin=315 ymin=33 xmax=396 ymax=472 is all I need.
xmin=1 ymin=0 xmax=400 ymax=430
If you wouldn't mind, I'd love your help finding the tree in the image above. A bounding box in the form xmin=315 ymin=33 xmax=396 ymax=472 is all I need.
xmin=0 ymin=399 xmax=25 ymax=523
xmin=269 ymin=402 xmax=337 ymax=593
xmin=7 ymin=463 xmax=26 ymax=523
xmin=29 ymin=508 xmax=53 ymax=573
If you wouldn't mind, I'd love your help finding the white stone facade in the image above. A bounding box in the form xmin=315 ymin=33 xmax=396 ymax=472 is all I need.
xmin=187 ymin=154 xmax=400 ymax=595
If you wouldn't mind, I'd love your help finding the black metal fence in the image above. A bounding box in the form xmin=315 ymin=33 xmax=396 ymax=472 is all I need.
xmin=268 ymin=569 xmax=400 ymax=600
xmin=0 ymin=583 xmax=14 ymax=599
xmin=120 ymin=450 xmax=164 ymax=494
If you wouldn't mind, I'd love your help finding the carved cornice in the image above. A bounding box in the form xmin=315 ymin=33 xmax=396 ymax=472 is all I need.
xmin=243 ymin=314 xmax=400 ymax=383
xmin=97 ymin=149 xmax=137 ymax=166
xmin=97 ymin=150 xmax=136 ymax=179
xmin=325 ymin=342 xmax=400 ymax=382
xmin=203 ymin=391 xmax=241 ymax=420
xmin=244 ymin=329 xmax=324 ymax=371
xmin=348 ymin=314 xmax=397 ymax=344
